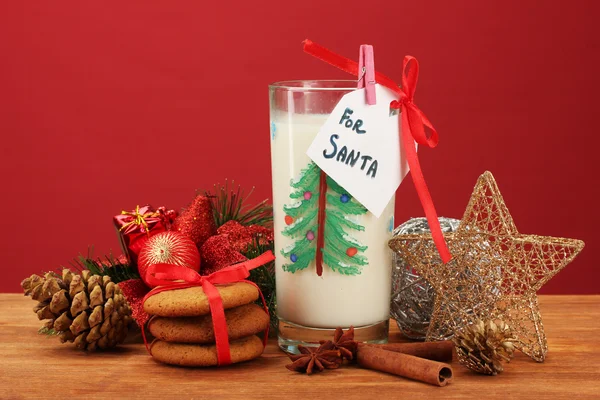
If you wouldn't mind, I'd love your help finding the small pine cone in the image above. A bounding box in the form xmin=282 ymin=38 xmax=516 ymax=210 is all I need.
xmin=21 ymin=268 xmax=133 ymax=351
xmin=454 ymin=319 xmax=515 ymax=375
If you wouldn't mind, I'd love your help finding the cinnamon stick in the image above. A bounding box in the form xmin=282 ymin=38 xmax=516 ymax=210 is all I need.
xmin=357 ymin=344 xmax=453 ymax=387
xmin=361 ymin=341 xmax=453 ymax=362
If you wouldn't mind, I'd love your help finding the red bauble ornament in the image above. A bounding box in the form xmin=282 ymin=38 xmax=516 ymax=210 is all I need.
xmin=172 ymin=195 xmax=217 ymax=249
xmin=138 ymin=231 xmax=201 ymax=287
xmin=285 ymin=215 xmax=294 ymax=225
xmin=346 ymin=247 xmax=358 ymax=257
xmin=200 ymin=234 xmax=247 ymax=275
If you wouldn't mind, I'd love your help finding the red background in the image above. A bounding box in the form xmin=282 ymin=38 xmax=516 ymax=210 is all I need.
xmin=0 ymin=1 xmax=598 ymax=293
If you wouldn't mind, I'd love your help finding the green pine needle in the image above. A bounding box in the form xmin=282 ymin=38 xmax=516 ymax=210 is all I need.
xmin=66 ymin=247 xmax=139 ymax=284
xmin=204 ymin=181 xmax=277 ymax=332
xmin=243 ymin=236 xmax=278 ymax=334
xmin=205 ymin=180 xmax=273 ymax=228
xmin=38 ymin=326 xmax=59 ymax=336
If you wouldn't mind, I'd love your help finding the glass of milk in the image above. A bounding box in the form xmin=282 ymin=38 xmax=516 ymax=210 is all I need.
xmin=269 ymin=81 xmax=395 ymax=352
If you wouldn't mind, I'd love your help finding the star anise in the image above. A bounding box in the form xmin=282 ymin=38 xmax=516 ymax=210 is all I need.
xmin=285 ymin=345 xmax=342 ymax=375
xmin=320 ymin=326 xmax=358 ymax=361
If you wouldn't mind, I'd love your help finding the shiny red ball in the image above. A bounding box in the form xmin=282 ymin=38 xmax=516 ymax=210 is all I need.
xmin=137 ymin=231 xmax=201 ymax=287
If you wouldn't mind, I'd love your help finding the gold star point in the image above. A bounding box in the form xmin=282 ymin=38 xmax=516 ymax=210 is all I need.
xmin=389 ymin=171 xmax=584 ymax=361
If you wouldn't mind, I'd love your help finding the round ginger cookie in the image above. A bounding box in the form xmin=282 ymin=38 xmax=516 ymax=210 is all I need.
xmin=148 ymin=303 xmax=269 ymax=343
xmin=143 ymin=282 xmax=259 ymax=317
xmin=150 ymin=335 xmax=264 ymax=367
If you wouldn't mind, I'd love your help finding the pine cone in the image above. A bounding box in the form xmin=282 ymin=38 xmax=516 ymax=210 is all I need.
xmin=454 ymin=319 xmax=515 ymax=375
xmin=21 ymin=269 xmax=133 ymax=351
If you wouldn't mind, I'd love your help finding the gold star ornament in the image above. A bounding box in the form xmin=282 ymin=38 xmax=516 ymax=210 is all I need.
xmin=389 ymin=171 xmax=584 ymax=362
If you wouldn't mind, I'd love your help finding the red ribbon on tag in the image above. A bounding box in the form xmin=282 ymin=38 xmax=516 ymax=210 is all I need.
xmin=303 ymin=40 xmax=452 ymax=263
xmin=141 ymin=251 xmax=275 ymax=365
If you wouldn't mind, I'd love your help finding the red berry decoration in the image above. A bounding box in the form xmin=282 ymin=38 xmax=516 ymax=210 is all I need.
xmin=285 ymin=215 xmax=294 ymax=225
xmin=346 ymin=247 xmax=358 ymax=257
xmin=138 ymin=231 xmax=201 ymax=287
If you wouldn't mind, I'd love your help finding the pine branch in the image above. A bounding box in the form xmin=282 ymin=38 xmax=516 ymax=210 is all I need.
xmin=205 ymin=180 xmax=273 ymax=228
xmin=66 ymin=248 xmax=139 ymax=284
xmin=243 ymin=236 xmax=278 ymax=334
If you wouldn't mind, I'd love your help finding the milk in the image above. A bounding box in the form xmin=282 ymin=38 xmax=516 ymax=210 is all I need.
xmin=270 ymin=112 xmax=394 ymax=328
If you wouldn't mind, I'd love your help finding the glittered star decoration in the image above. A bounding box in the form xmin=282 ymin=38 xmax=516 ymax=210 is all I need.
xmin=389 ymin=171 xmax=584 ymax=362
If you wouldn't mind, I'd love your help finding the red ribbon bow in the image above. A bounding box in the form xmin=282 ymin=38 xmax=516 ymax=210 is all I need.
xmin=303 ymin=40 xmax=452 ymax=263
xmin=141 ymin=251 xmax=275 ymax=365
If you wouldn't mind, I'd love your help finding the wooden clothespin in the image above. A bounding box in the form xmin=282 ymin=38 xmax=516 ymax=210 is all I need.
xmin=357 ymin=44 xmax=376 ymax=105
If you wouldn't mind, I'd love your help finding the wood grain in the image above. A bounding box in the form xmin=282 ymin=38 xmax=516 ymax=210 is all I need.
xmin=1 ymin=295 xmax=598 ymax=399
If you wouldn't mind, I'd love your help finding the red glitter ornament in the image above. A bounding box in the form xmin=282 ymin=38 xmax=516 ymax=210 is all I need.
xmin=247 ymin=225 xmax=274 ymax=244
xmin=217 ymin=221 xmax=274 ymax=252
xmin=138 ymin=231 xmax=201 ymax=287
xmin=172 ymin=195 xmax=216 ymax=249
xmin=118 ymin=278 xmax=150 ymax=328
xmin=200 ymin=234 xmax=247 ymax=275
xmin=217 ymin=220 xmax=252 ymax=252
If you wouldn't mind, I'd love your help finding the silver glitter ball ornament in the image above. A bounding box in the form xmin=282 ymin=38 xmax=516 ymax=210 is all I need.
xmin=390 ymin=217 xmax=461 ymax=340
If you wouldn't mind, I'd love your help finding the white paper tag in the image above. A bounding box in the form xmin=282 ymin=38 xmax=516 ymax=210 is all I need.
xmin=306 ymin=84 xmax=411 ymax=218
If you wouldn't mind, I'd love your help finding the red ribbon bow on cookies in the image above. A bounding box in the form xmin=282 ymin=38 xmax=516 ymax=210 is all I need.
xmin=141 ymin=251 xmax=275 ymax=365
xmin=303 ymin=40 xmax=452 ymax=263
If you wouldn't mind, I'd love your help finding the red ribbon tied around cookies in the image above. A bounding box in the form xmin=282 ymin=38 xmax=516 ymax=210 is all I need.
xmin=303 ymin=40 xmax=452 ymax=263
xmin=141 ymin=251 xmax=275 ymax=365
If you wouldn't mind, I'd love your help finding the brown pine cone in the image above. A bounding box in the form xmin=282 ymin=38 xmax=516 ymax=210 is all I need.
xmin=21 ymin=269 xmax=132 ymax=351
xmin=454 ymin=319 xmax=515 ymax=375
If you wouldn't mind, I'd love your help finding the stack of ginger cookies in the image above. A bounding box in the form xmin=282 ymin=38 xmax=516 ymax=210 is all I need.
xmin=143 ymin=282 xmax=270 ymax=367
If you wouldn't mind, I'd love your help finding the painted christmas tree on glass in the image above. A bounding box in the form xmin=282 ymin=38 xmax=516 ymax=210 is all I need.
xmin=281 ymin=161 xmax=368 ymax=276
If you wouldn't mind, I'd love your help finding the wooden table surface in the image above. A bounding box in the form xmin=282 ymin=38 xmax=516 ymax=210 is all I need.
xmin=1 ymin=294 xmax=599 ymax=399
